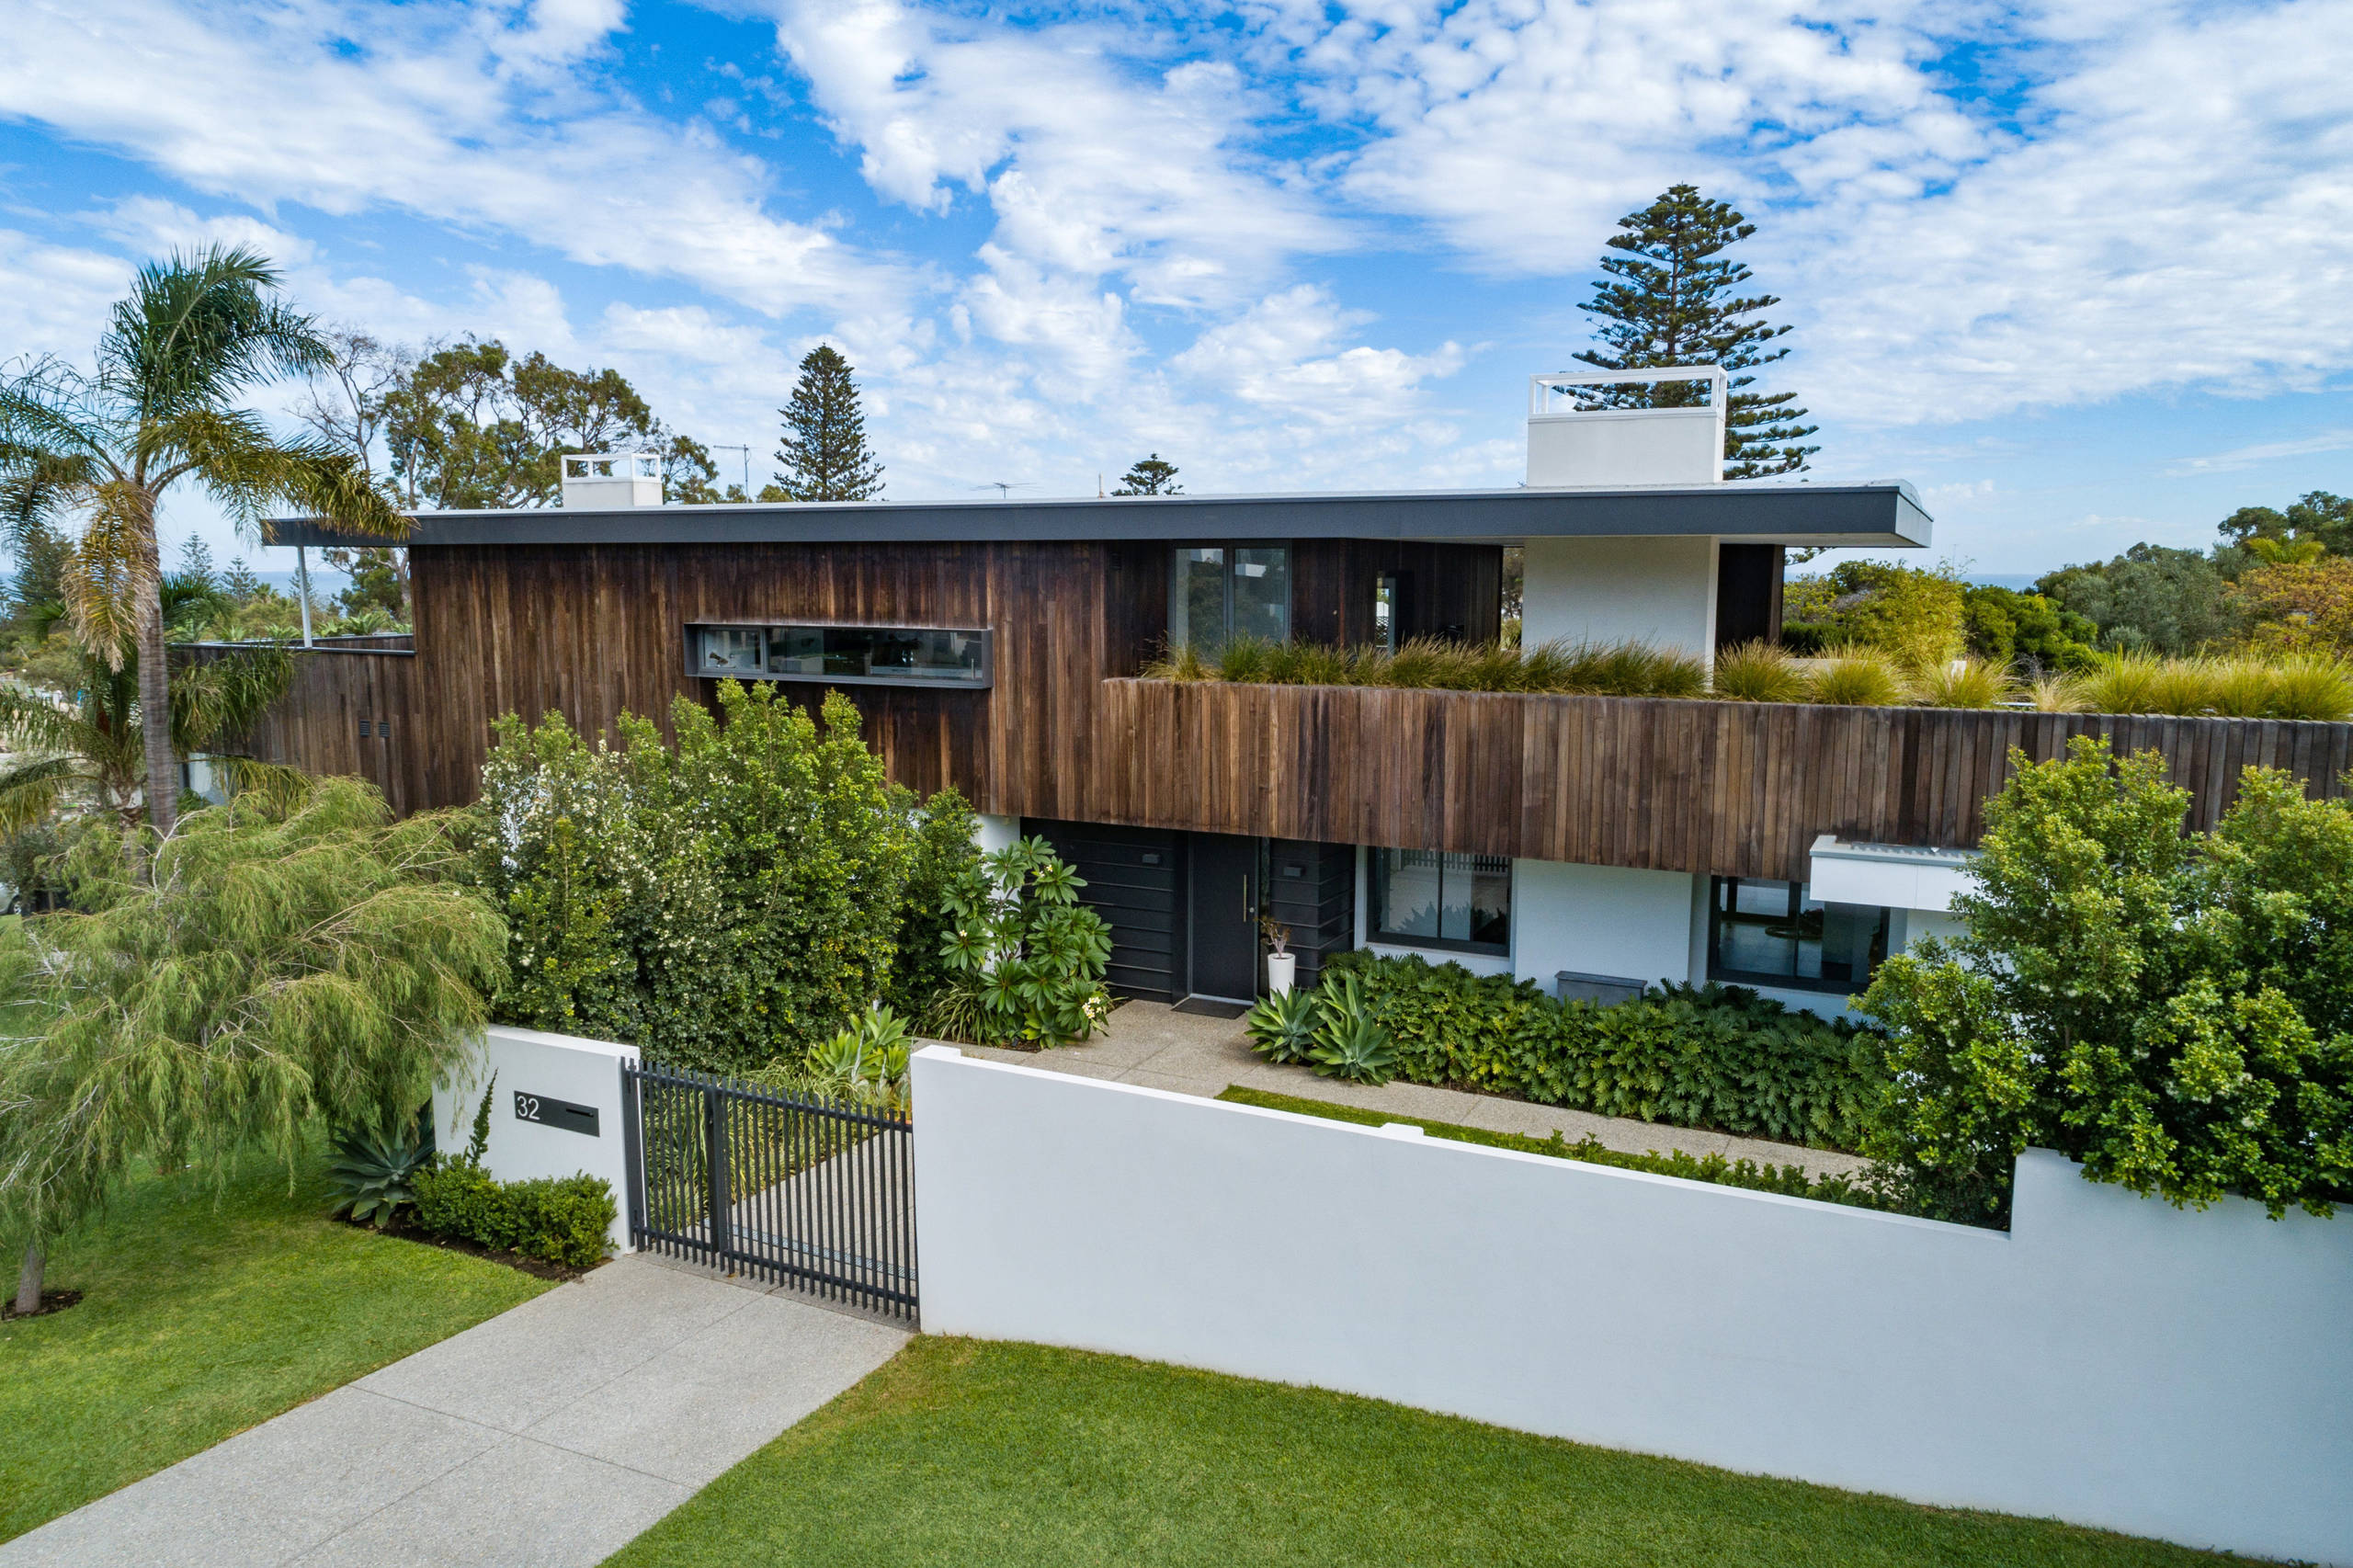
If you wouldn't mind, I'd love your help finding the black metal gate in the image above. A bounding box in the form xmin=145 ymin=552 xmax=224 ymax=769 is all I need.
xmin=621 ymin=1062 xmax=917 ymax=1320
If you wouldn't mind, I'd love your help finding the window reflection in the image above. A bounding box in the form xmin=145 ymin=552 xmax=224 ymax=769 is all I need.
xmin=1167 ymin=544 xmax=1289 ymax=654
xmin=1708 ymin=877 xmax=1889 ymax=993
xmin=1372 ymin=849 xmax=1510 ymax=953
xmin=690 ymin=625 xmax=990 ymax=687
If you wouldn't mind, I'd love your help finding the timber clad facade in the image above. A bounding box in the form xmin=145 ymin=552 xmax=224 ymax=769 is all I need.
xmin=236 ymin=472 xmax=2352 ymax=1011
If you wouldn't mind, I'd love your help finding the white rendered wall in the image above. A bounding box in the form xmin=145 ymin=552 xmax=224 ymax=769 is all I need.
xmin=432 ymin=1025 xmax=640 ymax=1256
xmin=1510 ymin=860 xmax=1696 ymax=992
xmin=1520 ymin=536 xmax=1717 ymax=657
xmin=913 ymin=1047 xmax=2353 ymax=1565
xmin=975 ymin=812 xmax=1023 ymax=857
xmin=1526 ymin=408 xmax=1721 ymax=488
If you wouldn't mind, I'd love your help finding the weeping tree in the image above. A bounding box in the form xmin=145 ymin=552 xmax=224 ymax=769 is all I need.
xmin=0 ymin=245 xmax=404 ymax=845
xmin=0 ymin=778 xmax=507 ymax=1314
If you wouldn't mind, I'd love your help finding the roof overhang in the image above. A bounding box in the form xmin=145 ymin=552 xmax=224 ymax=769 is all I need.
xmin=267 ymin=481 xmax=1931 ymax=551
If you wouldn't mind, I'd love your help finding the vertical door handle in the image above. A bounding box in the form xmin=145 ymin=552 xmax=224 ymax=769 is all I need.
xmin=1242 ymin=875 xmax=1249 ymax=921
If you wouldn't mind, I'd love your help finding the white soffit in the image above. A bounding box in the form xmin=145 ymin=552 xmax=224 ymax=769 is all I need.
xmin=1808 ymin=835 xmax=1980 ymax=913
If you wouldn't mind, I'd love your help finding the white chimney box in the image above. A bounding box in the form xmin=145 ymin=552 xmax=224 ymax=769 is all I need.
xmin=1527 ymin=368 xmax=1727 ymax=488
xmin=561 ymin=451 xmax=664 ymax=508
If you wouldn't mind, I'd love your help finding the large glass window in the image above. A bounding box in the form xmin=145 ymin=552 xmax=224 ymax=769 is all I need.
xmin=1167 ymin=544 xmax=1290 ymax=654
xmin=1708 ymin=877 xmax=1889 ymax=993
xmin=1372 ymin=849 xmax=1510 ymax=955
xmin=688 ymin=624 xmax=991 ymax=687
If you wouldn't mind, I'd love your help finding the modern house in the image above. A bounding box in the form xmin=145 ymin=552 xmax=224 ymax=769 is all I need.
xmin=250 ymin=369 xmax=2353 ymax=1020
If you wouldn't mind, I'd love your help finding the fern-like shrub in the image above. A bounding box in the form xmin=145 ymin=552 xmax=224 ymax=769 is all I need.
xmin=1318 ymin=952 xmax=1885 ymax=1151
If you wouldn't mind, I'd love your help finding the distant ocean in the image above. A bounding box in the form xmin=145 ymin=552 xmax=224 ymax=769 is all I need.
xmin=1965 ymin=574 xmax=2042 ymax=592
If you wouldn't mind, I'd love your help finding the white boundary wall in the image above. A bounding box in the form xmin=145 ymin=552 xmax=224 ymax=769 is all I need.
xmin=432 ymin=1026 xmax=640 ymax=1256
xmin=912 ymin=1046 xmax=2353 ymax=1564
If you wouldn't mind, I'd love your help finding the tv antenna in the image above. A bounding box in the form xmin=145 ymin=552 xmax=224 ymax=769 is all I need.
xmin=710 ymin=444 xmax=752 ymax=494
xmin=971 ymin=481 xmax=1037 ymax=500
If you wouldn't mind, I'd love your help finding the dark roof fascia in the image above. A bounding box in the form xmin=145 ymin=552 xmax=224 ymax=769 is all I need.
xmin=267 ymin=482 xmax=1931 ymax=551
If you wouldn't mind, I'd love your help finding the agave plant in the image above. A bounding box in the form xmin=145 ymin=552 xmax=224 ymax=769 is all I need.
xmin=1306 ymin=971 xmax=1397 ymax=1085
xmin=809 ymin=1003 xmax=915 ymax=1091
xmin=1244 ymin=987 xmax=1318 ymax=1065
xmin=326 ymin=1112 xmax=435 ymax=1228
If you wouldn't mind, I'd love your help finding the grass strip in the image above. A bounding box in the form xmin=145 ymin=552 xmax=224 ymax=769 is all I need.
xmin=603 ymin=1335 xmax=2233 ymax=1567
xmin=1216 ymin=1085 xmax=1887 ymax=1210
xmin=0 ymin=1149 xmax=551 ymax=1542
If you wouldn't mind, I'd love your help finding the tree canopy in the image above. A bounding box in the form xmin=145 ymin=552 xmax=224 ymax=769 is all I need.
xmin=772 ymin=345 xmax=884 ymax=502
xmin=1112 ymin=454 xmax=1182 ymax=496
xmin=0 ymin=245 xmax=404 ymax=838
xmin=1859 ymin=737 xmax=2353 ymax=1224
xmin=1574 ymin=184 xmax=1818 ymax=480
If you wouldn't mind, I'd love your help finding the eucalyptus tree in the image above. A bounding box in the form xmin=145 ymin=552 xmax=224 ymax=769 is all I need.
xmin=0 ymin=245 xmax=403 ymax=842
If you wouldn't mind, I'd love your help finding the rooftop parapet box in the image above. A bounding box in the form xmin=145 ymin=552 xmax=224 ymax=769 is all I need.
xmin=1527 ymin=367 xmax=1727 ymax=488
xmin=561 ymin=450 xmax=664 ymax=509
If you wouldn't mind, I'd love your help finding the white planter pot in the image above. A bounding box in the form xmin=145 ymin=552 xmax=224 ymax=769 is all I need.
xmin=1266 ymin=952 xmax=1297 ymax=997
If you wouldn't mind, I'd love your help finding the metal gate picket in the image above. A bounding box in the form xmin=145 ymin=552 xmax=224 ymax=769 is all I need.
xmin=621 ymin=1061 xmax=916 ymax=1320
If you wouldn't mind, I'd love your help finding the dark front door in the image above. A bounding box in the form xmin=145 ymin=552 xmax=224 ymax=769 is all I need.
xmin=1188 ymin=833 xmax=1259 ymax=1001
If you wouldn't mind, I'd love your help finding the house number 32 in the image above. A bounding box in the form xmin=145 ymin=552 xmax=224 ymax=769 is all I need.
xmin=515 ymin=1092 xmax=542 ymax=1122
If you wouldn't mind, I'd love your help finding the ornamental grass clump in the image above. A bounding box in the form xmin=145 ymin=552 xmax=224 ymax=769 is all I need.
xmin=1910 ymin=655 xmax=2018 ymax=710
xmin=1147 ymin=635 xmax=1707 ymax=699
xmin=1710 ymin=641 xmax=1810 ymax=703
xmin=1805 ymin=652 xmax=1907 ymax=708
xmin=2258 ymin=653 xmax=2353 ymax=721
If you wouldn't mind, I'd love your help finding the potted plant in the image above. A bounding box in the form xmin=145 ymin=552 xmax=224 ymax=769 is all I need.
xmin=1261 ymin=917 xmax=1296 ymax=996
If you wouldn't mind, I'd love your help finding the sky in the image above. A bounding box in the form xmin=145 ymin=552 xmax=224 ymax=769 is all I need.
xmin=1 ymin=0 xmax=2348 ymax=587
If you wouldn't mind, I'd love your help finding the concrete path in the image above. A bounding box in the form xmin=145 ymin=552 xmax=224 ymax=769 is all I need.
xmin=0 ymin=1255 xmax=907 ymax=1568
xmin=969 ymin=999 xmax=1869 ymax=1178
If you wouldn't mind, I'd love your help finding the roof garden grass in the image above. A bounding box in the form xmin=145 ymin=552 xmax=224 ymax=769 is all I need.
xmin=1144 ymin=635 xmax=2353 ymax=720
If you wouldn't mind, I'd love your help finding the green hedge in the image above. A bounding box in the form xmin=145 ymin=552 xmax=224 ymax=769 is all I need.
xmin=1217 ymin=1087 xmax=1889 ymax=1211
xmin=412 ymin=1157 xmax=616 ymax=1269
xmin=1320 ymin=952 xmax=1885 ymax=1151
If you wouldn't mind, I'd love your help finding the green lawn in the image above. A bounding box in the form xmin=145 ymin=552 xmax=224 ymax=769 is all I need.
xmin=605 ymin=1337 xmax=2232 ymax=1568
xmin=0 ymin=1150 xmax=552 ymax=1542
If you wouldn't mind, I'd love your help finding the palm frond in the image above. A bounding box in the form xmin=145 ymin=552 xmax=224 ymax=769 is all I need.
xmin=0 ymin=757 xmax=85 ymax=838
xmin=0 ymin=685 xmax=95 ymax=756
xmin=104 ymin=245 xmax=331 ymax=425
xmin=204 ymin=755 xmax=315 ymax=817
xmin=61 ymin=503 xmax=153 ymax=669
xmin=171 ymin=644 xmax=295 ymax=752
xmin=274 ymin=443 xmax=409 ymax=539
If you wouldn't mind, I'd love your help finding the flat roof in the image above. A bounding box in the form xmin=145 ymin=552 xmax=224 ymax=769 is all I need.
xmin=267 ymin=480 xmax=1930 ymax=550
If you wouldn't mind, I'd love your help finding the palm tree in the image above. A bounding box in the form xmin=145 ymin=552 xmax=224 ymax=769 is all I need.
xmin=0 ymin=245 xmax=403 ymax=845
xmin=0 ymin=580 xmax=298 ymax=845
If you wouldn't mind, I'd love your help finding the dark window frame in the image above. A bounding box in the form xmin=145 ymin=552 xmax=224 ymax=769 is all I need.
xmin=1167 ymin=541 xmax=1291 ymax=653
xmin=1370 ymin=847 xmax=1512 ymax=957
xmin=683 ymin=621 xmax=994 ymax=690
xmin=1706 ymin=875 xmax=1890 ymax=994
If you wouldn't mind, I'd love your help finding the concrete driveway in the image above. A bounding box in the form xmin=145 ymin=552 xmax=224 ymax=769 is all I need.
xmin=0 ymin=1255 xmax=907 ymax=1568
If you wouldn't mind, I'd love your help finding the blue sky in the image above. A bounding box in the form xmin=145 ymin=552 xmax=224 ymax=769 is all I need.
xmin=3 ymin=0 xmax=2348 ymax=585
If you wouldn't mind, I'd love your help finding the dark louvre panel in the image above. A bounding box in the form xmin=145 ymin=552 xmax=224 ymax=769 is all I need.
xmin=1264 ymin=839 xmax=1355 ymax=989
xmin=1024 ymin=818 xmax=1187 ymax=1002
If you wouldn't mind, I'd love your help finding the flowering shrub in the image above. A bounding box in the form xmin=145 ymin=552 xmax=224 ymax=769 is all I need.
xmin=468 ymin=681 xmax=980 ymax=1074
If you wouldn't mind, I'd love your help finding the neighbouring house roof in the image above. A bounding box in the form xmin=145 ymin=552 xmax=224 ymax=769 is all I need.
xmin=267 ymin=481 xmax=1931 ymax=551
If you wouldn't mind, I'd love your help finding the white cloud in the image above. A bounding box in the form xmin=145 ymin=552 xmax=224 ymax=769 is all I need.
xmin=0 ymin=0 xmax=904 ymax=319
xmin=2167 ymin=429 xmax=2353 ymax=477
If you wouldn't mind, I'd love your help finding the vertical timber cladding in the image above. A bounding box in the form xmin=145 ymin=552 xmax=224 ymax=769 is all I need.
xmin=190 ymin=645 xmax=423 ymax=815
xmin=1023 ymin=818 xmax=1186 ymax=1001
xmin=404 ymin=539 xmax=1171 ymax=814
